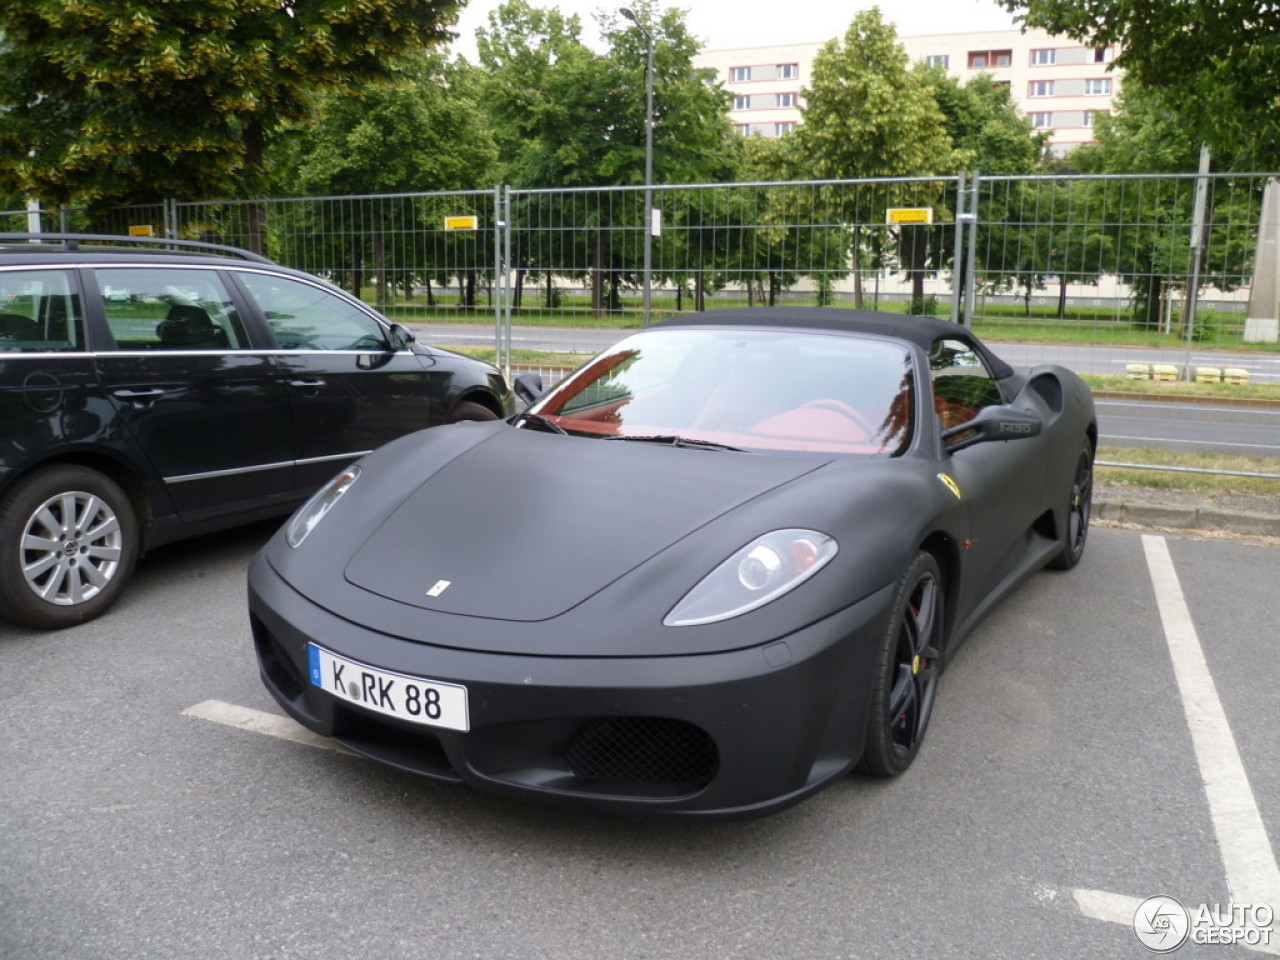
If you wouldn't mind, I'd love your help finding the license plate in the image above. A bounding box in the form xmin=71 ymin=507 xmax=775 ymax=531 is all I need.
xmin=307 ymin=644 xmax=469 ymax=732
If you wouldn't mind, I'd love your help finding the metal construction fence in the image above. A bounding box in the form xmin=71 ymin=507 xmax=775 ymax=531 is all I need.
xmin=11 ymin=170 xmax=1280 ymax=378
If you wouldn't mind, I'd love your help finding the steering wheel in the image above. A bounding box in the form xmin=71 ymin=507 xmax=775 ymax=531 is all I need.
xmin=795 ymin=398 xmax=877 ymax=436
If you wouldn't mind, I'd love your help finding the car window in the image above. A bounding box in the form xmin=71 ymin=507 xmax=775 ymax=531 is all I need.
xmin=535 ymin=329 xmax=915 ymax=456
xmin=239 ymin=272 xmax=388 ymax=351
xmin=0 ymin=269 xmax=83 ymax=352
xmin=95 ymin=268 xmax=247 ymax=350
xmin=929 ymin=337 xmax=1005 ymax=430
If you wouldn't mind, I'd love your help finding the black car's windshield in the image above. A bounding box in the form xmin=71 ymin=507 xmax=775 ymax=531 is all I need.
xmin=528 ymin=328 xmax=915 ymax=456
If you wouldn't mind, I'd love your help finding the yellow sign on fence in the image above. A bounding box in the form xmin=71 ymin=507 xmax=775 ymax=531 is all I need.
xmin=885 ymin=208 xmax=934 ymax=225
xmin=128 ymin=225 xmax=154 ymax=236
xmin=444 ymin=216 xmax=479 ymax=231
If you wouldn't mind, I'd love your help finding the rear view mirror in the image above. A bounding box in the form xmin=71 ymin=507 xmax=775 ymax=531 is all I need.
xmin=942 ymin=405 xmax=1042 ymax=452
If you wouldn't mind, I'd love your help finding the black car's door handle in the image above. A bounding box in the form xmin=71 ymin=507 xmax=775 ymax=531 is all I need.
xmin=287 ymin=379 xmax=327 ymax=393
xmin=112 ymin=387 xmax=166 ymax=408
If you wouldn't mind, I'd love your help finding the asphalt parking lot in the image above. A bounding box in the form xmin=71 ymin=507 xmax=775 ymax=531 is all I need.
xmin=2 ymin=523 xmax=1277 ymax=960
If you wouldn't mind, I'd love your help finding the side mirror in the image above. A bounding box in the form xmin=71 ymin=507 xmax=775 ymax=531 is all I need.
xmin=513 ymin=372 xmax=544 ymax=407
xmin=942 ymin=405 xmax=1042 ymax=452
xmin=388 ymin=323 xmax=415 ymax=350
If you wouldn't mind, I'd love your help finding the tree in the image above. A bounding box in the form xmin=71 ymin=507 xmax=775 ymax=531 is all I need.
xmin=474 ymin=0 xmax=740 ymax=314
xmin=0 ymin=0 xmax=462 ymax=211
xmin=787 ymin=9 xmax=965 ymax=307
xmin=270 ymin=53 xmax=498 ymax=307
xmin=999 ymin=0 xmax=1280 ymax=167
xmin=918 ymin=67 xmax=1046 ymax=175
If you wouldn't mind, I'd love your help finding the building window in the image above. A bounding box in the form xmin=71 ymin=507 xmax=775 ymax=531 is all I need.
xmin=1030 ymin=112 xmax=1053 ymax=128
xmin=1029 ymin=80 xmax=1055 ymax=97
xmin=778 ymin=63 xmax=798 ymax=79
xmin=774 ymin=121 xmax=796 ymax=136
xmin=1093 ymin=46 xmax=1114 ymax=63
xmin=733 ymin=95 xmax=751 ymax=110
xmin=735 ymin=124 xmax=751 ymax=136
xmin=1084 ymin=78 xmax=1112 ymax=95
xmin=968 ymin=49 xmax=1012 ymax=69
xmin=1031 ymin=49 xmax=1056 ymax=66
xmin=925 ymin=54 xmax=949 ymax=69
xmin=729 ymin=66 xmax=751 ymax=83
xmin=776 ymin=92 xmax=797 ymax=108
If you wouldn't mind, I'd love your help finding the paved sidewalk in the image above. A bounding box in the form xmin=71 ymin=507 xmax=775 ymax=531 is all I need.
xmin=1094 ymin=482 xmax=1280 ymax=540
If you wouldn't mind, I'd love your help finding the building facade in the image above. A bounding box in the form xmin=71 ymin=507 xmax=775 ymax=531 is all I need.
xmin=693 ymin=27 xmax=1122 ymax=157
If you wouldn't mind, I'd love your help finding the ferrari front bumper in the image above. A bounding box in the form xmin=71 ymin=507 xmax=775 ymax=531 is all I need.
xmin=248 ymin=551 xmax=898 ymax=820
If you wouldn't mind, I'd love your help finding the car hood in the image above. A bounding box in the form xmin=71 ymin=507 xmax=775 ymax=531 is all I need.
xmin=342 ymin=428 xmax=825 ymax=623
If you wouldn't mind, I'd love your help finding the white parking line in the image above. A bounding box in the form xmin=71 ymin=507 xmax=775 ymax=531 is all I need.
xmin=1142 ymin=535 xmax=1280 ymax=912
xmin=1069 ymin=536 xmax=1280 ymax=954
xmin=182 ymin=699 xmax=352 ymax=755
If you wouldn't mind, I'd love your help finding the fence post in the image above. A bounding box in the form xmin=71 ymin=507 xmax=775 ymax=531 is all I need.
xmin=1183 ymin=145 xmax=1212 ymax=374
xmin=964 ymin=172 xmax=980 ymax=328
xmin=492 ymin=186 xmax=506 ymax=379
xmin=950 ymin=172 xmax=967 ymax=325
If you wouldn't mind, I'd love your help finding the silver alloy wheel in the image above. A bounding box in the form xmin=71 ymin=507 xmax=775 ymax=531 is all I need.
xmin=21 ymin=490 xmax=124 ymax=606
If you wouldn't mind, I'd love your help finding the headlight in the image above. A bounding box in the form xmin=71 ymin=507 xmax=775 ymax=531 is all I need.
xmin=664 ymin=529 xmax=837 ymax=626
xmin=285 ymin=466 xmax=361 ymax=548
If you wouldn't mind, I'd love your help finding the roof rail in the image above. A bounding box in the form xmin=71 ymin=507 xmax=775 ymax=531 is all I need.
xmin=0 ymin=232 xmax=273 ymax=264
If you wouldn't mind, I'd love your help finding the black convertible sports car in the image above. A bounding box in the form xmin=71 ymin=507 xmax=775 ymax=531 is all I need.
xmin=249 ymin=307 xmax=1096 ymax=819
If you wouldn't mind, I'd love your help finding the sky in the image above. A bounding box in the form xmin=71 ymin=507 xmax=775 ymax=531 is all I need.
xmin=448 ymin=0 xmax=1022 ymax=59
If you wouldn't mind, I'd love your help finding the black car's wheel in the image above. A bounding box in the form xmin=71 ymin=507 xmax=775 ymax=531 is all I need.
xmin=861 ymin=550 xmax=944 ymax=777
xmin=451 ymin=400 xmax=498 ymax=423
xmin=1049 ymin=441 xmax=1094 ymax=571
xmin=0 ymin=466 xmax=139 ymax=630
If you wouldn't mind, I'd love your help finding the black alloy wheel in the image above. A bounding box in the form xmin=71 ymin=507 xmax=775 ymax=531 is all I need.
xmin=861 ymin=550 xmax=944 ymax=777
xmin=1050 ymin=440 xmax=1094 ymax=571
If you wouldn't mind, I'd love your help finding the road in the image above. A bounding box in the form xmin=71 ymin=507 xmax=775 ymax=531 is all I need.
xmin=412 ymin=323 xmax=1280 ymax=459
xmin=2 ymin=523 xmax=1277 ymax=959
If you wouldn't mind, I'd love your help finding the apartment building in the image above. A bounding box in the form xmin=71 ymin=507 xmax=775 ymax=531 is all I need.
xmin=693 ymin=27 xmax=1122 ymax=157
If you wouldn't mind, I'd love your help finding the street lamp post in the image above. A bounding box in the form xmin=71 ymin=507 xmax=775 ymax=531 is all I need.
xmin=620 ymin=7 xmax=654 ymax=324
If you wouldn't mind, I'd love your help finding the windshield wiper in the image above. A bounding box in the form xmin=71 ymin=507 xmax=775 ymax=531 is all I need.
xmin=510 ymin=411 xmax=569 ymax=435
xmin=604 ymin=434 xmax=746 ymax=452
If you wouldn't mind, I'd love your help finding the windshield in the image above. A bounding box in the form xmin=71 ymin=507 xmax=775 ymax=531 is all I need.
xmin=529 ymin=328 xmax=915 ymax=456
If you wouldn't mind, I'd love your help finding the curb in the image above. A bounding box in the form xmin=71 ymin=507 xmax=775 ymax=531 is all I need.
xmin=1094 ymin=499 xmax=1280 ymax=538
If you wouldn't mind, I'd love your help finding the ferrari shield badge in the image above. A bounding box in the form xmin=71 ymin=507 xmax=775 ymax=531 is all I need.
xmin=937 ymin=473 xmax=962 ymax=500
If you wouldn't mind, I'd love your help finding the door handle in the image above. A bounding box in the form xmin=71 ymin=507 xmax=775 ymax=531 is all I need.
xmin=288 ymin=379 xmax=326 ymax=389
xmin=112 ymin=387 xmax=166 ymax=408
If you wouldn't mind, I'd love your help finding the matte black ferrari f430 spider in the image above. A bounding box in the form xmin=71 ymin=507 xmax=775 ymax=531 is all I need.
xmin=249 ymin=307 xmax=1096 ymax=819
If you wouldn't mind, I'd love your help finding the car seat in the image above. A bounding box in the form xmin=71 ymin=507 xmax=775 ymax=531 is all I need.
xmin=156 ymin=304 xmax=229 ymax=349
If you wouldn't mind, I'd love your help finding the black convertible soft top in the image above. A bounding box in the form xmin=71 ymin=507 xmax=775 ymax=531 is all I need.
xmin=655 ymin=306 xmax=1015 ymax=380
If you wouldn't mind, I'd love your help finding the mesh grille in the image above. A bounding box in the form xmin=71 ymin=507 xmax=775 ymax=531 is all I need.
xmin=565 ymin=717 xmax=717 ymax=787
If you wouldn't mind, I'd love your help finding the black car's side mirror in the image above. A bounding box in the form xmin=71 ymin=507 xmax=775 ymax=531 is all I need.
xmin=513 ymin=372 xmax=545 ymax=407
xmin=942 ymin=405 xmax=1042 ymax=452
xmin=388 ymin=323 xmax=415 ymax=350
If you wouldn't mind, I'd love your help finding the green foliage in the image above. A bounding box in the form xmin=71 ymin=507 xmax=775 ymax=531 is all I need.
xmin=790 ymin=9 xmax=963 ymax=181
xmin=0 ymin=0 xmax=462 ymax=208
xmin=473 ymin=0 xmax=742 ymax=313
xmin=282 ymin=54 xmax=498 ymax=196
xmin=917 ymin=67 xmax=1047 ymax=175
xmin=1000 ymin=0 xmax=1280 ymax=167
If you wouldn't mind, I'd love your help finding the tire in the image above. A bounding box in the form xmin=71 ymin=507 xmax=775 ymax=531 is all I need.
xmin=1049 ymin=440 xmax=1094 ymax=571
xmin=450 ymin=400 xmax=498 ymax=423
xmin=861 ymin=550 xmax=945 ymax=778
xmin=0 ymin=465 xmax=139 ymax=630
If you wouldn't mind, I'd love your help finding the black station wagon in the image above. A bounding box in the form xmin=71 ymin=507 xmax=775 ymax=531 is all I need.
xmin=0 ymin=233 xmax=512 ymax=629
